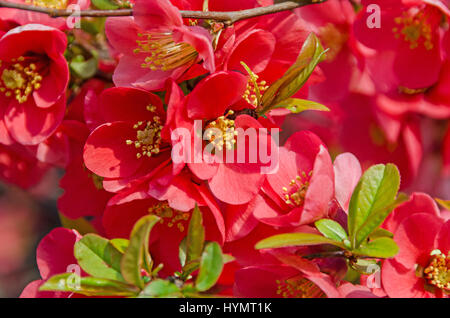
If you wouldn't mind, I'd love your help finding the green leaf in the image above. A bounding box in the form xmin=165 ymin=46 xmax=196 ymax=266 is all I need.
xmin=74 ymin=234 xmax=124 ymax=282
xmin=271 ymin=98 xmax=329 ymax=114
xmin=80 ymin=18 xmax=105 ymax=35
xmin=40 ymin=273 xmax=139 ymax=297
xmin=195 ymin=242 xmax=224 ymax=292
xmin=222 ymin=253 xmax=235 ymax=264
xmin=58 ymin=213 xmax=97 ymax=235
xmin=255 ymin=233 xmax=345 ymax=250
xmin=354 ymin=190 xmax=406 ymax=247
xmin=368 ymin=228 xmax=393 ymax=240
xmin=260 ymin=33 xmax=327 ymax=112
xmin=315 ymin=219 xmax=348 ymax=243
xmin=353 ymin=237 xmax=399 ymax=258
xmin=91 ymin=0 xmax=119 ymax=10
xmin=181 ymin=260 xmax=201 ymax=279
xmin=110 ymin=238 xmax=129 ymax=254
xmin=70 ymin=57 xmax=98 ymax=80
xmin=139 ymin=279 xmax=182 ymax=298
xmin=185 ymin=205 xmax=205 ymax=264
xmin=348 ymin=164 xmax=400 ymax=248
xmin=349 ymin=259 xmax=380 ymax=275
xmin=179 ymin=237 xmax=187 ymax=267
xmin=435 ymin=198 xmax=450 ymax=210
xmin=121 ymin=215 xmax=160 ymax=289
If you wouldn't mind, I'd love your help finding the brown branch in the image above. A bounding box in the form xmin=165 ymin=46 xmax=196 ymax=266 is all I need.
xmin=0 ymin=0 xmax=326 ymax=23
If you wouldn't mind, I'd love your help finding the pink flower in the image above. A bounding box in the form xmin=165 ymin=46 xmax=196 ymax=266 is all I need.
xmin=295 ymin=0 xmax=365 ymax=102
xmin=233 ymin=253 xmax=341 ymax=298
xmin=166 ymin=71 xmax=277 ymax=205
xmin=382 ymin=213 xmax=449 ymax=298
xmin=0 ymin=142 xmax=49 ymax=188
xmin=20 ymin=228 xmax=82 ymax=298
xmin=83 ymin=87 xmax=171 ymax=193
xmin=253 ymin=131 xmax=334 ymax=227
xmin=0 ymin=24 xmax=68 ymax=145
xmin=102 ymin=190 xmax=225 ymax=275
xmin=58 ymin=155 xmax=114 ymax=220
xmin=337 ymin=93 xmax=423 ymax=187
xmin=333 ymin=152 xmax=362 ymax=212
xmin=383 ymin=192 xmax=442 ymax=234
xmin=0 ymin=0 xmax=90 ymax=30
xmin=105 ymin=0 xmax=215 ymax=91
xmin=354 ymin=0 xmax=446 ymax=92
xmin=338 ymin=282 xmax=379 ymax=298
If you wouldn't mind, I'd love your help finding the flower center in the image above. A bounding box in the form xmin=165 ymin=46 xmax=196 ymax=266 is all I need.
xmin=242 ymin=77 xmax=268 ymax=107
xmin=276 ymin=276 xmax=326 ymax=298
xmin=25 ymin=0 xmax=68 ymax=9
xmin=392 ymin=12 xmax=433 ymax=50
xmin=423 ymin=250 xmax=449 ymax=291
xmin=148 ymin=202 xmax=190 ymax=232
xmin=204 ymin=110 xmax=237 ymax=151
xmin=125 ymin=105 xmax=163 ymax=159
xmin=319 ymin=23 xmax=348 ymax=61
xmin=0 ymin=56 xmax=43 ymax=104
xmin=134 ymin=32 xmax=199 ymax=72
xmin=282 ymin=172 xmax=312 ymax=207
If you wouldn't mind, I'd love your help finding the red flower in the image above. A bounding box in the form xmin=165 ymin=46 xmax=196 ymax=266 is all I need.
xmin=105 ymin=0 xmax=215 ymax=91
xmin=0 ymin=24 xmax=68 ymax=145
xmin=102 ymin=188 xmax=225 ymax=275
xmin=167 ymin=71 xmax=278 ymax=205
xmin=0 ymin=142 xmax=49 ymax=189
xmin=253 ymin=131 xmax=334 ymax=227
xmin=0 ymin=0 xmax=90 ymax=30
xmin=295 ymin=0 xmax=365 ymax=102
xmin=58 ymin=155 xmax=114 ymax=220
xmin=337 ymin=93 xmax=424 ymax=186
xmin=338 ymin=282 xmax=379 ymax=298
xmin=382 ymin=213 xmax=449 ymax=297
xmin=233 ymin=253 xmax=341 ymax=298
xmin=83 ymin=87 xmax=171 ymax=194
xmin=354 ymin=1 xmax=446 ymax=91
xmin=333 ymin=152 xmax=362 ymax=212
xmin=383 ymin=192 xmax=442 ymax=234
xmin=20 ymin=228 xmax=82 ymax=298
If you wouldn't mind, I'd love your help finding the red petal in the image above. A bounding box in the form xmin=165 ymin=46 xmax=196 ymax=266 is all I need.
xmin=333 ymin=153 xmax=362 ymax=212
xmin=186 ymin=71 xmax=248 ymax=119
xmin=37 ymin=228 xmax=81 ymax=280
xmin=133 ymin=0 xmax=183 ymax=30
xmin=83 ymin=122 xmax=143 ymax=179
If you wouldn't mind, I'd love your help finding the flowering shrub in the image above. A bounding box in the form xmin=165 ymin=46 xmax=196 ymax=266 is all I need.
xmin=0 ymin=0 xmax=448 ymax=298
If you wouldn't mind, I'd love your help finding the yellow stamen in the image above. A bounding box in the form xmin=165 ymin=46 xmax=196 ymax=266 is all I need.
xmin=0 ymin=57 xmax=43 ymax=104
xmin=134 ymin=32 xmax=198 ymax=71
xmin=276 ymin=276 xmax=326 ymax=298
xmin=282 ymin=172 xmax=312 ymax=207
xmin=205 ymin=110 xmax=237 ymax=151
xmin=392 ymin=12 xmax=434 ymax=50
xmin=25 ymin=0 xmax=68 ymax=9
xmin=125 ymin=108 xmax=163 ymax=159
xmin=423 ymin=250 xmax=449 ymax=291
xmin=148 ymin=202 xmax=190 ymax=232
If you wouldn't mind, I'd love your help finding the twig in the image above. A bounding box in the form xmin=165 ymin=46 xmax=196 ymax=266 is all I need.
xmin=302 ymin=251 xmax=348 ymax=259
xmin=0 ymin=0 xmax=326 ymax=23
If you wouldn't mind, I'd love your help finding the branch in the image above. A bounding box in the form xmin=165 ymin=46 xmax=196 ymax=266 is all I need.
xmin=0 ymin=0 xmax=326 ymax=23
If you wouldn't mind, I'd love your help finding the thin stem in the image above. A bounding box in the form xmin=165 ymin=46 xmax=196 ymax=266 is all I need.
xmin=302 ymin=251 xmax=348 ymax=259
xmin=0 ymin=0 xmax=327 ymax=23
